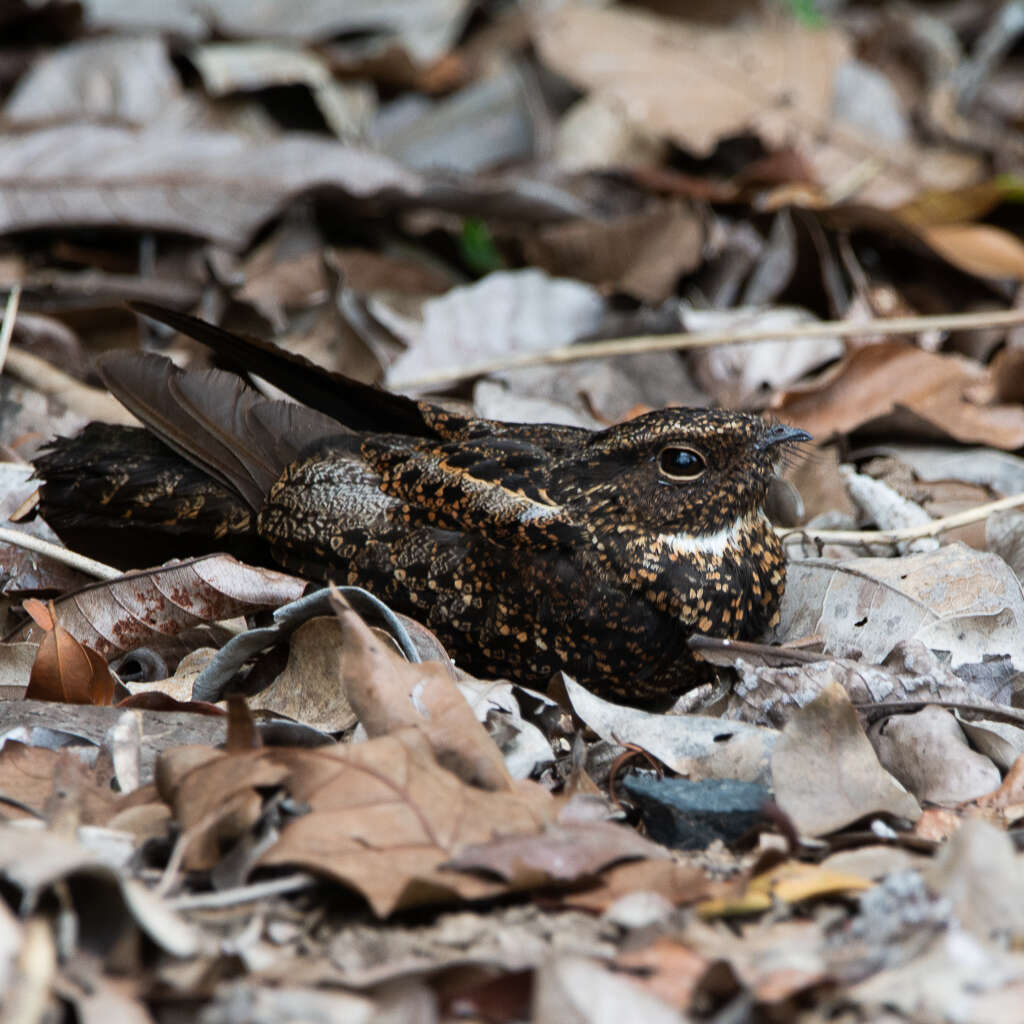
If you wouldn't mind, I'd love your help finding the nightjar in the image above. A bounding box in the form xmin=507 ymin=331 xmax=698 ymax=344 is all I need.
xmin=35 ymin=303 xmax=809 ymax=706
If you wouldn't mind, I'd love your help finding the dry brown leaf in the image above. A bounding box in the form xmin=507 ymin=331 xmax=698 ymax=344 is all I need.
xmin=919 ymin=223 xmax=1024 ymax=281
xmin=8 ymin=555 xmax=307 ymax=668
xmin=771 ymin=681 xmax=921 ymax=836
xmin=446 ymin=821 xmax=668 ymax=887
xmin=616 ymin=939 xmax=711 ymax=1012
xmin=773 ymin=341 xmax=1024 ymax=448
xmin=533 ymin=5 xmax=847 ymax=159
xmin=157 ymin=745 xmax=285 ymax=871
xmin=256 ymin=729 xmax=556 ymax=915
xmin=251 ymin=617 xmax=358 ymax=734
xmin=23 ymin=598 xmax=115 ymax=706
xmin=559 ymin=859 xmax=711 ymax=914
xmin=331 ymin=591 xmax=512 ymax=792
xmin=869 ymin=706 xmax=1000 ymax=805
xmin=0 ymin=741 xmax=123 ymax=824
xmin=520 ymin=202 xmax=703 ymax=303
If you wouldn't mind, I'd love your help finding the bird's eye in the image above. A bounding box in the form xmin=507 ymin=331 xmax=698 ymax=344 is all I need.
xmin=658 ymin=446 xmax=706 ymax=481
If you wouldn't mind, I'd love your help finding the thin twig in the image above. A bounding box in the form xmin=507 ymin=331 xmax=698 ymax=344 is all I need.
xmin=0 ymin=284 xmax=21 ymax=376
xmin=389 ymin=307 xmax=1024 ymax=390
xmin=779 ymin=491 xmax=1024 ymax=547
xmin=0 ymin=525 xmax=121 ymax=580
xmin=2 ymin=347 xmax=138 ymax=425
xmin=167 ymin=873 xmax=318 ymax=910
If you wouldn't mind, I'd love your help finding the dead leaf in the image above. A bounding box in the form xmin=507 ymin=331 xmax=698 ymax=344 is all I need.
xmin=254 ymin=729 xmax=556 ymax=915
xmin=0 ymin=742 xmax=124 ymax=824
xmin=446 ymin=821 xmax=668 ymax=887
xmin=869 ymin=706 xmax=1000 ymax=804
xmin=773 ymin=342 xmax=1024 ymax=448
xmin=926 ymin=818 xmax=1024 ymax=941
xmin=520 ymin=202 xmax=703 ymax=303
xmin=685 ymin=306 xmax=844 ymax=407
xmin=771 ymin=681 xmax=921 ymax=836
xmin=8 ymin=555 xmax=307 ymax=669
xmin=533 ymin=955 xmax=683 ymax=1024
xmin=533 ymin=5 xmax=847 ymax=159
xmin=919 ymin=223 xmax=1024 ymax=280
xmin=616 ymin=939 xmax=710 ymax=1012
xmin=779 ymin=545 xmax=1024 ymax=690
xmin=564 ymin=677 xmax=777 ymax=785
xmin=376 ymin=67 xmax=534 ymax=174
xmin=23 ymin=598 xmax=115 ymax=706
xmin=384 ymin=269 xmax=605 ymax=387
xmin=251 ymin=617 xmax=357 ymax=733
xmin=559 ymin=859 xmax=711 ymax=914
xmin=698 ymin=861 xmax=872 ymax=917
xmin=190 ymin=42 xmax=374 ymax=141
xmin=5 ymin=37 xmax=180 ymax=125
xmin=0 ymin=124 xmax=582 ymax=250
xmin=157 ymin=745 xmax=283 ymax=871
xmin=331 ymin=591 xmax=513 ymax=792
xmin=725 ymin=643 xmax=1015 ymax=728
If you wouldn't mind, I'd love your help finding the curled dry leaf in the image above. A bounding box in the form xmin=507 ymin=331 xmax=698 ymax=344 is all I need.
xmin=250 ymin=617 xmax=358 ymax=733
xmin=773 ymin=342 xmax=1024 ymax=448
xmin=918 ymin=223 xmax=1024 ymax=281
xmin=8 ymin=555 xmax=307 ymax=669
xmin=330 ymin=590 xmax=513 ymax=792
xmin=564 ymin=676 xmax=777 ymax=785
xmin=22 ymin=598 xmax=115 ymax=706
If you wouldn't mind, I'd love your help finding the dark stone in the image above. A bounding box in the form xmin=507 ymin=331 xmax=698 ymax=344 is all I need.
xmin=622 ymin=773 xmax=770 ymax=850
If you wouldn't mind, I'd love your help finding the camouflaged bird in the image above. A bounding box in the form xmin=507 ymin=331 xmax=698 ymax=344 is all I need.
xmin=35 ymin=303 xmax=809 ymax=706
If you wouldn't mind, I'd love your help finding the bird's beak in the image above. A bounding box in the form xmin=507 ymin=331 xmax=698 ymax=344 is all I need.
xmin=757 ymin=423 xmax=812 ymax=450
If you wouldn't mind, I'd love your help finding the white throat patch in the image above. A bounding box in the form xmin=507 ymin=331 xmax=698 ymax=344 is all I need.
xmin=660 ymin=517 xmax=747 ymax=558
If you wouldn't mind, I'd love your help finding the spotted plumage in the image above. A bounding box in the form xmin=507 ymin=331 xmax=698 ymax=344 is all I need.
xmin=35 ymin=304 xmax=808 ymax=706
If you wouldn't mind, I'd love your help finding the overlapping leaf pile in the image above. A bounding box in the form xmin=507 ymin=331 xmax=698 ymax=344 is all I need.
xmin=3 ymin=0 xmax=1024 ymax=1019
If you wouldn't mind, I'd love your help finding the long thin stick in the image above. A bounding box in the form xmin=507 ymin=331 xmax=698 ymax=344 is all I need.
xmin=0 ymin=284 xmax=21 ymax=376
xmin=389 ymin=307 xmax=1024 ymax=389
xmin=779 ymin=491 xmax=1024 ymax=547
xmin=0 ymin=525 xmax=121 ymax=580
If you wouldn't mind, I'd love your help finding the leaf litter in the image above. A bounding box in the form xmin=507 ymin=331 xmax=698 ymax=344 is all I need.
xmin=4 ymin=0 xmax=1024 ymax=1019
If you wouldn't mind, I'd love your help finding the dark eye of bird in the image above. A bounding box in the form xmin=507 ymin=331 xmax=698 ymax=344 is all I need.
xmin=657 ymin=446 xmax=706 ymax=481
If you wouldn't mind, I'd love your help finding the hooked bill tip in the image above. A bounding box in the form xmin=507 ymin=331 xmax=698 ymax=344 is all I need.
xmin=758 ymin=423 xmax=812 ymax=450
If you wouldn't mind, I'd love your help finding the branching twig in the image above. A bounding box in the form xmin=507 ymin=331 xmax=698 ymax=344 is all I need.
xmin=779 ymin=491 xmax=1024 ymax=547
xmin=389 ymin=307 xmax=1024 ymax=389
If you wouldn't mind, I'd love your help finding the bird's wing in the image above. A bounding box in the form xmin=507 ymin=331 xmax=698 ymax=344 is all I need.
xmin=362 ymin=435 xmax=586 ymax=547
xmin=99 ymin=352 xmax=342 ymax=510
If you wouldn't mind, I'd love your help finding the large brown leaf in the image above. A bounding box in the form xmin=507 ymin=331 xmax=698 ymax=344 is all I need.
xmin=159 ymin=728 xmax=558 ymax=915
xmin=772 ymin=342 xmax=1024 ymax=448
xmin=8 ymin=555 xmax=307 ymax=667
